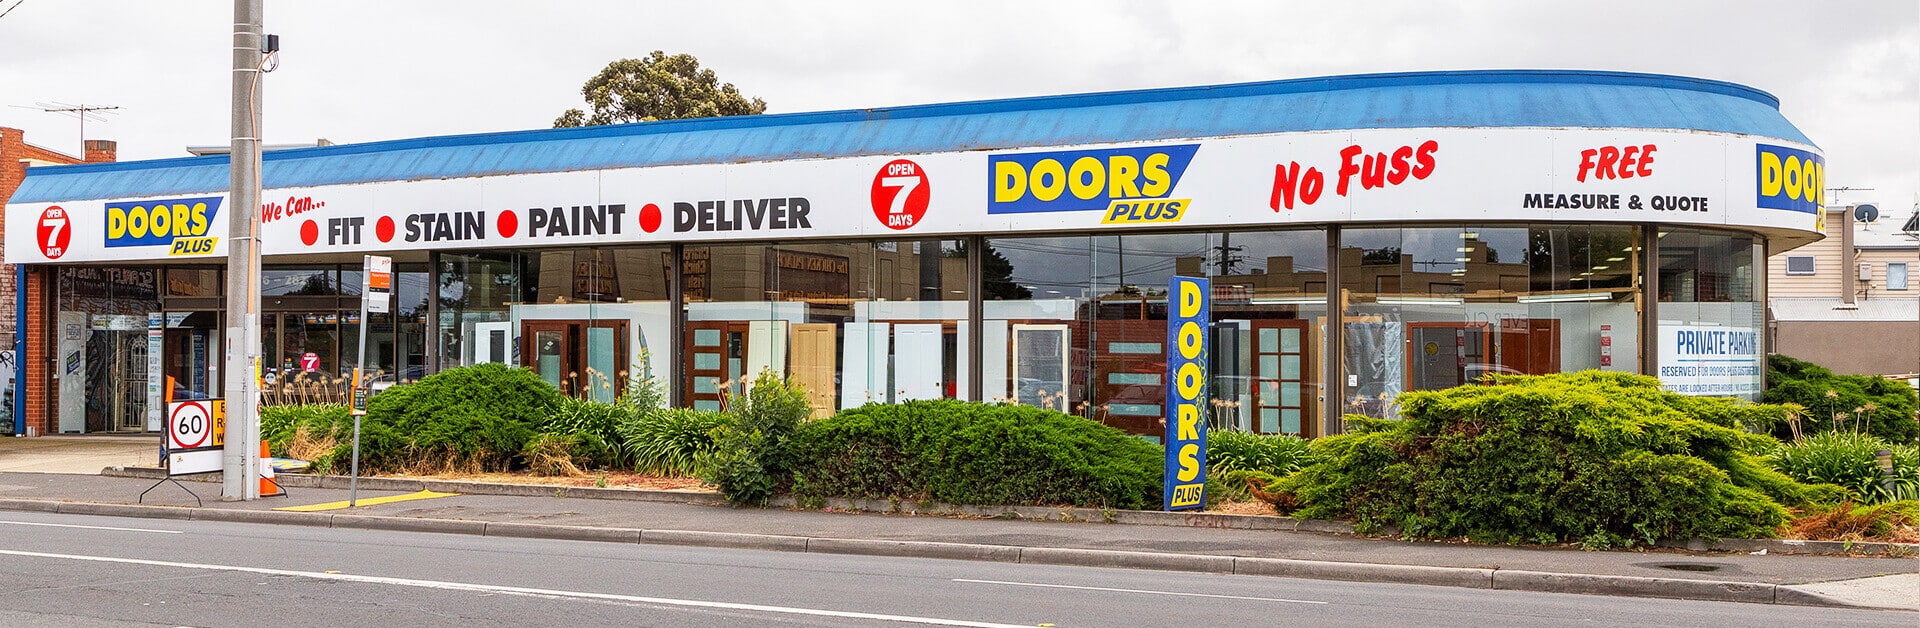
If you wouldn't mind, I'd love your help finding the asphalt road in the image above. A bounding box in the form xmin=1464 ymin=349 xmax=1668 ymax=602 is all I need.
xmin=0 ymin=511 xmax=1911 ymax=628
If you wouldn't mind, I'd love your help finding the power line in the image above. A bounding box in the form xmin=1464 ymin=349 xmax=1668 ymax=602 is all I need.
xmin=0 ymin=0 xmax=25 ymax=21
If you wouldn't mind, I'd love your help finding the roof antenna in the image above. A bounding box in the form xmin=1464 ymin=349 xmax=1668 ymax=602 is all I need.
xmin=7 ymin=101 xmax=121 ymax=157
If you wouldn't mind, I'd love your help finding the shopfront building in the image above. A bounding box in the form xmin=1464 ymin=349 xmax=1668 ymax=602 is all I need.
xmin=4 ymin=70 xmax=1825 ymax=439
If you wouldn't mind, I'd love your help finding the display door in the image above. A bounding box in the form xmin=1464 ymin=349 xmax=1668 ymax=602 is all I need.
xmin=1090 ymin=319 xmax=1164 ymax=437
xmin=472 ymin=321 xmax=514 ymax=364
xmin=686 ymin=322 xmax=748 ymax=411
xmin=1495 ymin=318 xmax=1561 ymax=375
xmin=522 ymin=320 xmax=628 ymax=399
xmin=1012 ymin=324 xmax=1071 ymax=412
xmin=1210 ymin=321 xmax=1249 ymax=432
xmin=789 ymin=323 xmax=837 ymax=417
xmin=85 ymin=322 xmax=148 ymax=433
xmin=893 ymin=323 xmax=945 ymax=402
xmin=1251 ymin=320 xmax=1311 ymax=435
xmin=163 ymin=311 xmax=221 ymax=402
xmin=1407 ymin=322 xmax=1492 ymax=391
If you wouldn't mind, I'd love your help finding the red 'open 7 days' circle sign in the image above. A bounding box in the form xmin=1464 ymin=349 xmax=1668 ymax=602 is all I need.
xmin=170 ymin=401 xmax=211 ymax=450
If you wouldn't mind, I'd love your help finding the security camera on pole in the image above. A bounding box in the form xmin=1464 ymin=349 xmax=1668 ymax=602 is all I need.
xmin=222 ymin=0 xmax=268 ymax=501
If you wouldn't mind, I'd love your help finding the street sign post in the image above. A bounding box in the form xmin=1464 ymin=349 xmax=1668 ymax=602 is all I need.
xmin=350 ymin=254 xmax=390 ymax=507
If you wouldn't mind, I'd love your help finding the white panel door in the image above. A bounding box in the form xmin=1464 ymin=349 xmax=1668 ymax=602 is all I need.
xmin=746 ymin=320 xmax=790 ymax=381
xmin=472 ymin=322 xmax=514 ymax=364
xmin=894 ymin=324 xmax=944 ymax=400
xmin=840 ymin=322 xmax=890 ymax=408
xmin=982 ymin=320 xmax=1010 ymax=403
xmin=1012 ymin=324 xmax=1071 ymax=412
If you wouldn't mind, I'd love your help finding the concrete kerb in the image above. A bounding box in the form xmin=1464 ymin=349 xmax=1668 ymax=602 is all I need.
xmin=1493 ymin=570 xmax=1776 ymax=605
xmin=0 ymin=496 xmax=1899 ymax=610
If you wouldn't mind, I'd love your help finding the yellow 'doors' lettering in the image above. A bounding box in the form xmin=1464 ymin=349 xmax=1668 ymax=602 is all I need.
xmin=1177 ymin=443 xmax=1200 ymax=482
xmin=105 ymin=202 xmax=212 ymax=242
xmin=1177 ymin=404 xmax=1199 ymax=441
xmin=1760 ymin=151 xmax=1825 ymax=205
xmin=994 ymin=160 xmax=1028 ymax=203
xmin=108 ymin=206 xmax=127 ymax=239
xmin=1107 ymin=154 xmax=1141 ymax=198
xmin=1178 ymin=321 xmax=1203 ymax=360
xmin=1177 ymin=361 xmax=1203 ymax=399
xmin=1760 ymin=151 xmax=1782 ymax=197
xmin=1068 ymin=156 xmax=1104 ymax=201
xmin=1179 ymin=279 xmax=1203 ymax=317
xmin=1141 ymin=152 xmax=1172 ymax=197
xmin=1029 ymin=158 xmax=1067 ymax=202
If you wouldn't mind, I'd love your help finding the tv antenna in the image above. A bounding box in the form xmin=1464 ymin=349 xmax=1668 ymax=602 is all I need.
xmin=1826 ymin=186 xmax=1873 ymax=206
xmin=8 ymin=101 xmax=120 ymax=156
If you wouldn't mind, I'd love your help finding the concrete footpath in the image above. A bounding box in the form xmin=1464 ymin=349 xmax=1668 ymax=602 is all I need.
xmin=0 ymin=470 xmax=1912 ymax=612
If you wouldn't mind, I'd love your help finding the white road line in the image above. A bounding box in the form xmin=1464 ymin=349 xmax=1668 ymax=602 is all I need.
xmin=0 ymin=548 xmax=1032 ymax=628
xmin=0 ymin=520 xmax=183 ymax=534
xmin=953 ymin=578 xmax=1328 ymax=605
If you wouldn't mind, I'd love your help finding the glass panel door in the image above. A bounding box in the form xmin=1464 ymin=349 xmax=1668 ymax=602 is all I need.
xmin=1013 ymin=324 xmax=1070 ymax=412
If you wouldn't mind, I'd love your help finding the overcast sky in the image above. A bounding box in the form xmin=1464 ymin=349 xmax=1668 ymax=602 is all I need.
xmin=2 ymin=1 xmax=1915 ymax=215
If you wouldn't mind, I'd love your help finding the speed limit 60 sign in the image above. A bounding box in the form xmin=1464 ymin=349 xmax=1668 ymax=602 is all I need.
xmin=168 ymin=400 xmax=225 ymax=451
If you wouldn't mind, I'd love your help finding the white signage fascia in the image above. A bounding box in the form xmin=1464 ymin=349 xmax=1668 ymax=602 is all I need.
xmin=6 ymin=128 xmax=1824 ymax=264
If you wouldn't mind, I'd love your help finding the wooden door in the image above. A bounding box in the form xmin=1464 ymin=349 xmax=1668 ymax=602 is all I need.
xmin=1250 ymin=320 xmax=1311 ymax=435
xmin=1496 ymin=318 xmax=1561 ymax=375
xmin=685 ymin=321 xmax=747 ymax=411
xmin=523 ymin=321 xmax=580 ymax=396
xmin=790 ymin=323 xmax=838 ymax=417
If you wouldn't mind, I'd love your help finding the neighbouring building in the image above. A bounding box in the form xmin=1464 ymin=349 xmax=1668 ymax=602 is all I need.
xmin=3 ymin=70 xmax=1828 ymax=437
xmin=2 ymin=128 xmax=115 ymax=433
xmin=1768 ymin=203 xmax=1920 ymax=377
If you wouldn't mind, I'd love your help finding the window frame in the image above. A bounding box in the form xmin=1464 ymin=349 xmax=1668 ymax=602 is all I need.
xmin=1784 ymin=255 xmax=1816 ymax=276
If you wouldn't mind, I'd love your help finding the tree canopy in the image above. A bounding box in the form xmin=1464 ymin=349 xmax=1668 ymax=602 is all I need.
xmin=554 ymin=51 xmax=767 ymax=128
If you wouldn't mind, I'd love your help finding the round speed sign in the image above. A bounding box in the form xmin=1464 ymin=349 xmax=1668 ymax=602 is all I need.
xmin=169 ymin=401 xmax=212 ymax=450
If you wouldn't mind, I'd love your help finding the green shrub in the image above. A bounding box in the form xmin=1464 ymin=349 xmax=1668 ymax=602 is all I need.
xmin=360 ymin=363 xmax=562 ymax=473
xmin=260 ymin=403 xmax=368 ymax=475
xmin=789 ymin=399 xmax=1163 ymax=510
xmin=620 ymin=408 xmax=729 ymax=476
xmin=700 ymin=371 xmax=813 ymax=506
xmin=1765 ymin=354 xmax=1919 ymax=443
xmin=540 ymin=396 xmax=633 ymax=469
xmin=1766 ymin=432 xmax=1919 ymax=504
xmin=1271 ymin=371 xmax=1804 ymax=546
xmin=1207 ymin=430 xmax=1313 ymax=477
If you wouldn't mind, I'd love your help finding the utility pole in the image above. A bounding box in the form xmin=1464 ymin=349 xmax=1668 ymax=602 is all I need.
xmin=222 ymin=0 xmax=265 ymax=501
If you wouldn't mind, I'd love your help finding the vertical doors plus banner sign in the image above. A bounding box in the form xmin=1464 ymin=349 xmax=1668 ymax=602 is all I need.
xmin=1163 ymin=276 xmax=1209 ymax=511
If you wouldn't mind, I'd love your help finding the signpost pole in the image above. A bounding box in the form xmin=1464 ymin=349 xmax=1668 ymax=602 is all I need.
xmin=350 ymin=255 xmax=389 ymax=507
xmin=350 ymin=257 xmax=368 ymax=507
xmin=221 ymin=0 xmax=264 ymax=501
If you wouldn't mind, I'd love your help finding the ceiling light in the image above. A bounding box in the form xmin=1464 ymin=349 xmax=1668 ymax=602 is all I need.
xmin=1377 ymin=296 xmax=1466 ymax=305
xmin=1517 ymin=291 xmax=1616 ymax=303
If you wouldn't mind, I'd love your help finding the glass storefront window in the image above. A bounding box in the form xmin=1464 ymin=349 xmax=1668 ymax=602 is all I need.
xmin=437 ymin=248 xmax=673 ymax=402
xmin=54 ymin=267 xmax=161 ymax=433
xmin=987 ymin=230 xmax=1328 ymax=440
xmin=1340 ymin=225 xmax=1642 ymax=417
xmin=684 ymin=240 xmax=966 ymax=415
xmin=263 ymin=265 xmax=339 ymax=296
xmin=1656 ymin=229 xmax=1762 ymax=400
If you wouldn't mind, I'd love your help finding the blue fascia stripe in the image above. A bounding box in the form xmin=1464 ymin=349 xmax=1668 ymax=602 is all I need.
xmin=11 ymin=69 xmax=1811 ymax=204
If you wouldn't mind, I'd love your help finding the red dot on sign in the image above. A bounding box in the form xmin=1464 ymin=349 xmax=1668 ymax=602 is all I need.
xmin=375 ymin=216 xmax=396 ymax=243
xmin=497 ymin=210 xmax=519 ymax=238
xmin=639 ymin=203 xmax=662 ymax=233
xmin=299 ymin=220 xmax=319 ymax=246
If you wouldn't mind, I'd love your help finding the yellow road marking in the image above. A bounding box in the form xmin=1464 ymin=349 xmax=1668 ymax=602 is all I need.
xmin=273 ymin=490 xmax=459 ymax=512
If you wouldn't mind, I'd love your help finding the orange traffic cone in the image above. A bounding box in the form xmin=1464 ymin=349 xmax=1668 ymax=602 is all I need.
xmin=259 ymin=441 xmax=285 ymax=497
